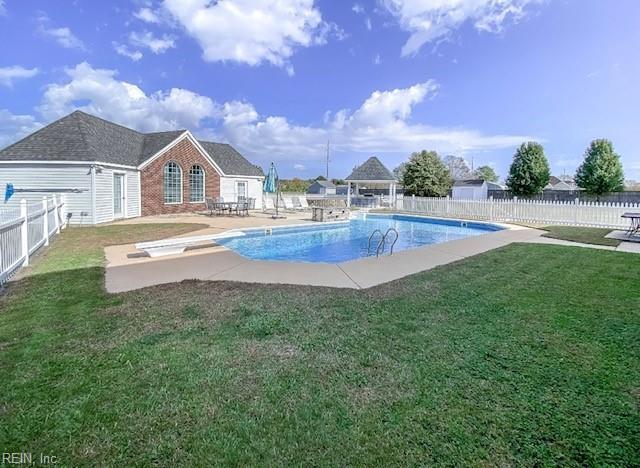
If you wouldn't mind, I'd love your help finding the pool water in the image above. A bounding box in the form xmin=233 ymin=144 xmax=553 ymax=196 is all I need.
xmin=216 ymin=214 xmax=502 ymax=263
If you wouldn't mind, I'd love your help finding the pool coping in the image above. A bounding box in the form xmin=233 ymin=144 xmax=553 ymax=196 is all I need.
xmin=105 ymin=215 xmax=544 ymax=293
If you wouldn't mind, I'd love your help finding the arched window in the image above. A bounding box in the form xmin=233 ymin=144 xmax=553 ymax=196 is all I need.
xmin=163 ymin=161 xmax=182 ymax=204
xmin=189 ymin=165 xmax=205 ymax=202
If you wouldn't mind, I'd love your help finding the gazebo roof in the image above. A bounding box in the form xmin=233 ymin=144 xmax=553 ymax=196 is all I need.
xmin=346 ymin=156 xmax=396 ymax=182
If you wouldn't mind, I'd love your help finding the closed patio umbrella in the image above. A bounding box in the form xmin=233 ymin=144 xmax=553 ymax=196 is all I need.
xmin=263 ymin=162 xmax=282 ymax=218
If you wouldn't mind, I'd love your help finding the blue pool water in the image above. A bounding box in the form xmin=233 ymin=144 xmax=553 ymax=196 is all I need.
xmin=216 ymin=214 xmax=502 ymax=263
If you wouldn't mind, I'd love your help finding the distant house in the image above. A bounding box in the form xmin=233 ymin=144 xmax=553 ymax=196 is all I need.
xmin=0 ymin=110 xmax=264 ymax=224
xmin=307 ymin=180 xmax=336 ymax=195
xmin=452 ymin=179 xmax=488 ymax=200
xmin=545 ymin=176 xmax=578 ymax=191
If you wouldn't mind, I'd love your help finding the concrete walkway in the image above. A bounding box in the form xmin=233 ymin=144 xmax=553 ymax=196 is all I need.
xmin=104 ymin=215 xmax=640 ymax=293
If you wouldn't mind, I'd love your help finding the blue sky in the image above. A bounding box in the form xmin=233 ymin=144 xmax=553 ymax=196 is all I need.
xmin=0 ymin=0 xmax=639 ymax=181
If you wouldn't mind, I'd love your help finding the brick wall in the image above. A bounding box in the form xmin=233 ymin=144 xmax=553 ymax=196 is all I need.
xmin=141 ymin=137 xmax=220 ymax=216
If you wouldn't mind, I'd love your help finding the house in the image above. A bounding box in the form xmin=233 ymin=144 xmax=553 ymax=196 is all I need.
xmin=545 ymin=176 xmax=578 ymax=191
xmin=0 ymin=111 xmax=264 ymax=224
xmin=307 ymin=180 xmax=336 ymax=195
xmin=452 ymin=179 xmax=488 ymax=200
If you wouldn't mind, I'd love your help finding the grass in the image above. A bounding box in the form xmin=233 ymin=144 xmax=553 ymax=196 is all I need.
xmin=541 ymin=225 xmax=621 ymax=247
xmin=1 ymin=224 xmax=639 ymax=466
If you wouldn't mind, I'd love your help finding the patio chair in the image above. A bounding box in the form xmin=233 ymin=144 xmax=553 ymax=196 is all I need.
xmin=297 ymin=197 xmax=311 ymax=211
xmin=205 ymin=197 xmax=216 ymax=216
xmin=248 ymin=197 xmax=256 ymax=210
xmin=263 ymin=197 xmax=275 ymax=212
xmin=282 ymin=197 xmax=296 ymax=212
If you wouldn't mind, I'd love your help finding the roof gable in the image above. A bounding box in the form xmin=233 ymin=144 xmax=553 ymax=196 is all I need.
xmin=346 ymin=156 xmax=395 ymax=181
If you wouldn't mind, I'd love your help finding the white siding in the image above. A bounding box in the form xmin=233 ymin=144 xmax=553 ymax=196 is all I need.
xmin=220 ymin=177 xmax=263 ymax=209
xmin=0 ymin=163 xmax=141 ymax=225
xmin=127 ymin=171 xmax=141 ymax=217
xmin=93 ymin=167 xmax=141 ymax=223
xmin=0 ymin=164 xmax=93 ymax=225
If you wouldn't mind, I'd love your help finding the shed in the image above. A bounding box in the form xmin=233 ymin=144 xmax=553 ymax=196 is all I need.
xmin=452 ymin=179 xmax=488 ymax=200
xmin=307 ymin=180 xmax=336 ymax=195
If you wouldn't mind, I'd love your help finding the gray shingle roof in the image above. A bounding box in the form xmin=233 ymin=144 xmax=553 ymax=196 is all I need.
xmin=0 ymin=110 xmax=262 ymax=177
xmin=198 ymin=141 xmax=263 ymax=177
xmin=453 ymin=179 xmax=486 ymax=187
xmin=346 ymin=156 xmax=395 ymax=181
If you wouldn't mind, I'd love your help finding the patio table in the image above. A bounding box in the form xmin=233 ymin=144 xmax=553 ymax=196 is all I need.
xmin=621 ymin=212 xmax=640 ymax=236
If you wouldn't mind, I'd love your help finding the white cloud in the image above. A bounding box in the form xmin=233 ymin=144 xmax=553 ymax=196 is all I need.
xmin=365 ymin=17 xmax=372 ymax=30
xmin=381 ymin=0 xmax=544 ymax=56
xmin=15 ymin=62 xmax=529 ymax=168
xmin=0 ymin=110 xmax=42 ymax=148
xmin=218 ymin=81 xmax=530 ymax=161
xmin=352 ymin=3 xmax=364 ymax=14
xmin=133 ymin=7 xmax=161 ymax=24
xmin=373 ymin=54 xmax=381 ymax=65
xmin=0 ymin=66 xmax=39 ymax=87
xmin=129 ymin=31 xmax=176 ymax=54
xmin=163 ymin=0 xmax=327 ymax=69
xmin=113 ymin=43 xmax=143 ymax=61
xmin=0 ymin=0 xmax=6 ymax=15
xmin=38 ymin=62 xmax=216 ymax=132
xmin=294 ymin=163 xmax=306 ymax=170
xmin=36 ymin=12 xmax=85 ymax=50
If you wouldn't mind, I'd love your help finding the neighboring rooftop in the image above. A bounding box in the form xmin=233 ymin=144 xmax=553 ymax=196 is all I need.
xmin=310 ymin=180 xmax=335 ymax=188
xmin=346 ymin=156 xmax=395 ymax=181
xmin=0 ymin=110 xmax=262 ymax=177
xmin=453 ymin=179 xmax=486 ymax=187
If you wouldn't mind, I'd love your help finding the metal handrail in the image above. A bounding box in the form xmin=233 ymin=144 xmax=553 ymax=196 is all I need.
xmin=367 ymin=229 xmax=384 ymax=255
xmin=376 ymin=227 xmax=399 ymax=257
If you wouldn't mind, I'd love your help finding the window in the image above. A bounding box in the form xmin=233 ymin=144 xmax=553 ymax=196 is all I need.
xmin=163 ymin=162 xmax=182 ymax=204
xmin=189 ymin=165 xmax=205 ymax=202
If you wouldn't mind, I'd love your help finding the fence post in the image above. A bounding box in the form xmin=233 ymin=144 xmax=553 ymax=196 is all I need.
xmin=446 ymin=195 xmax=450 ymax=214
xmin=412 ymin=194 xmax=415 ymax=212
xmin=574 ymin=198 xmax=579 ymax=225
xmin=42 ymin=196 xmax=49 ymax=247
xmin=489 ymin=196 xmax=494 ymax=220
xmin=60 ymin=194 xmax=67 ymax=230
xmin=20 ymin=199 xmax=29 ymax=267
xmin=55 ymin=195 xmax=61 ymax=232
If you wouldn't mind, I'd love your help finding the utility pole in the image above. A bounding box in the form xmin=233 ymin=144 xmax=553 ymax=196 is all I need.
xmin=326 ymin=140 xmax=330 ymax=180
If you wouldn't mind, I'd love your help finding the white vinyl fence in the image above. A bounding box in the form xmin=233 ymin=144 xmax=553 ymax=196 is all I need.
xmin=402 ymin=196 xmax=638 ymax=229
xmin=0 ymin=196 xmax=67 ymax=285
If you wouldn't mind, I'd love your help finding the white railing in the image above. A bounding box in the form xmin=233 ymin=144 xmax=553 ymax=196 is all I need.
xmin=0 ymin=196 xmax=67 ymax=285
xmin=402 ymin=196 xmax=638 ymax=228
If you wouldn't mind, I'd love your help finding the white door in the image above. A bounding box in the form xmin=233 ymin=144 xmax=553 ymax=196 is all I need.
xmin=113 ymin=174 xmax=125 ymax=218
xmin=235 ymin=181 xmax=247 ymax=202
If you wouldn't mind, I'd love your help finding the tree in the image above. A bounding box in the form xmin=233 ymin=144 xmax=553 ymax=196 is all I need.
xmin=506 ymin=142 xmax=550 ymax=196
xmin=393 ymin=162 xmax=407 ymax=181
xmin=402 ymin=150 xmax=453 ymax=197
xmin=280 ymin=178 xmax=310 ymax=193
xmin=473 ymin=165 xmax=499 ymax=182
xmin=331 ymin=178 xmax=346 ymax=186
xmin=575 ymin=139 xmax=624 ymax=197
xmin=441 ymin=155 xmax=471 ymax=180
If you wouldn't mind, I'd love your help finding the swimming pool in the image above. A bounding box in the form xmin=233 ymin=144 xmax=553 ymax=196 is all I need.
xmin=216 ymin=214 xmax=503 ymax=263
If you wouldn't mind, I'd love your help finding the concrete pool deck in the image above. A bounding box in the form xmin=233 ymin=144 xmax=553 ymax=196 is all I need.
xmin=105 ymin=218 xmax=548 ymax=292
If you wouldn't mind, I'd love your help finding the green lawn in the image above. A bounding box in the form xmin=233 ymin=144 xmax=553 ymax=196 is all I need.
xmin=1 ymin=224 xmax=639 ymax=466
xmin=542 ymin=225 xmax=621 ymax=246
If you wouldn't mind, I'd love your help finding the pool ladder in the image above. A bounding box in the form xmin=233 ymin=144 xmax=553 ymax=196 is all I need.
xmin=367 ymin=228 xmax=399 ymax=258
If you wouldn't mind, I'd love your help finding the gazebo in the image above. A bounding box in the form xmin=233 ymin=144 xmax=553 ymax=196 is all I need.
xmin=345 ymin=156 xmax=398 ymax=207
